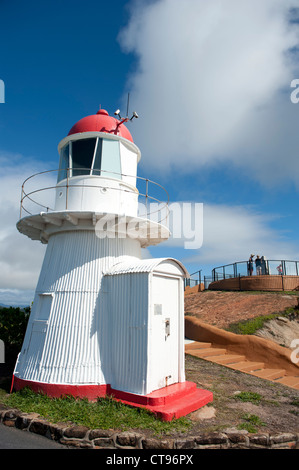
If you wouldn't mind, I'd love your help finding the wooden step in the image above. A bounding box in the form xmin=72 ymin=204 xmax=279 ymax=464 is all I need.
xmin=253 ymin=369 xmax=286 ymax=380
xmin=194 ymin=348 xmax=227 ymax=357
xmin=184 ymin=339 xmax=299 ymax=390
xmin=208 ymin=354 xmax=246 ymax=365
xmin=185 ymin=342 xmax=212 ymax=350
xmin=229 ymin=361 xmax=264 ymax=372
xmin=275 ymin=376 xmax=299 ymax=388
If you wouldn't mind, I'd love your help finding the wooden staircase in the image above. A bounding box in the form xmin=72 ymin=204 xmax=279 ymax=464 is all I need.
xmin=185 ymin=341 xmax=299 ymax=390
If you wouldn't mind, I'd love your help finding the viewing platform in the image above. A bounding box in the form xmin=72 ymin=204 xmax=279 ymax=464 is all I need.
xmin=208 ymin=260 xmax=299 ymax=292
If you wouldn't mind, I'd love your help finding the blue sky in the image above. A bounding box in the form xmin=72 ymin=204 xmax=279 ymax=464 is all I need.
xmin=1 ymin=0 xmax=299 ymax=305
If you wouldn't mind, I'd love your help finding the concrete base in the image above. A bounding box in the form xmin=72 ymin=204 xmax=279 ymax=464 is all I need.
xmin=12 ymin=376 xmax=213 ymax=421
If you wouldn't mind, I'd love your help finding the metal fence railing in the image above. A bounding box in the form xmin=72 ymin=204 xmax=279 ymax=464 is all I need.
xmin=211 ymin=259 xmax=299 ymax=282
xmin=204 ymin=276 xmax=213 ymax=290
xmin=19 ymin=168 xmax=170 ymax=226
xmin=184 ymin=270 xmax=202 ymax=289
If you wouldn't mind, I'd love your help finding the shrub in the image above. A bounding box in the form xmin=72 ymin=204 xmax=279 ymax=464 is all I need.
xmin=0 ymin=306 xmax=30 ymax=356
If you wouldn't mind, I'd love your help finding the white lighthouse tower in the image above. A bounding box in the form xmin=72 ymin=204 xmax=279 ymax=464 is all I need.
xmin=13 ymin=108 xmax=212 ymax=420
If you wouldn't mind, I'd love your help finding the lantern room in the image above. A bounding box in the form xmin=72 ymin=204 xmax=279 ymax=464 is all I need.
xmin=55 ymin=109 xmax=141 ymax=216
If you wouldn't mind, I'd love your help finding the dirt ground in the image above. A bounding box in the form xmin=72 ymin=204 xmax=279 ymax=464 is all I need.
xmin=182 ymin=290 xmax=299 ymax=436
xmin=184 ymin=354 xmax=299 ymax=435
xmin=184 ymin=290 xmax=299 ymax=329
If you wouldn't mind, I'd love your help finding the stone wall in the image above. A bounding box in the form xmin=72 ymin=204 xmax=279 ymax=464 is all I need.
xmin=1 ymin=405 xmax=298 ymax=449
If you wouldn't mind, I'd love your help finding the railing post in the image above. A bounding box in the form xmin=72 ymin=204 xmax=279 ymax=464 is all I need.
xmin=20 ymin=185 xmax=24 ymax=219
xmin=234 ymin=263 xmax=237 ymax=278
xmin=66 ymin=168 xmax=69 ymax=210
xmin=145 ymin=179 xmax=149 ymax=217
xmin=282 ymin=260 xmax=285 ymax=276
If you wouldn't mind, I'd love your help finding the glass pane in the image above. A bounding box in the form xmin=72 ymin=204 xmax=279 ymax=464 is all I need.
xmin=72 ymin=138 xmax=96 ymax=177
xmin=224 ymin=264 xmax=234 ymax=278
xmin=235 ymin=262 xmax=248 ymax=277
xmin=92 ymin=138 xmax=103 ymax=176
xmin=268 ymin=260 xmax=283 ymax=275
xmin=57 ymin=144 xmax=69 ymax=182
xmin=101 ymin=139 xmax=121 ymax=179
xmin=285 ymin=261 xmax=297 ymax=276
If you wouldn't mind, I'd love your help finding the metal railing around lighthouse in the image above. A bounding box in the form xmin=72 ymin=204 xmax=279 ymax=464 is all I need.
xmin=19 ymin=168 xmax=170 ymax=226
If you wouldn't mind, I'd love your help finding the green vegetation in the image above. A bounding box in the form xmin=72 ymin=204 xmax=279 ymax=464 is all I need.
xmin=0 ymin=306 xmax=30 ymax=355
xmin=233 ymin=391 xmax=262 ymax=404
xmin=2 ymin=387 xmax=192 ymax=436
xmin=238 ymin=413 xmax=266 ymax=433
xmin=227 ymin=309 xmax=296 ymax=335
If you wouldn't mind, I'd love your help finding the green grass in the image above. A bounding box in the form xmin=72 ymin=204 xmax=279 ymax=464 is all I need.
xmin=2 ymin=387 xmax=192 ymax=436
xmin=237 ymin=413 xmax=266 ymax=433
xmin=227 ymin=309 xmax=296 ymax=335
xmin=233 ymin=391 xmax=262 ymax=404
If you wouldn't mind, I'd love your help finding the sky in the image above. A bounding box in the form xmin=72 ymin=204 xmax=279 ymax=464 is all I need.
xmin=1 ymin=0 xmax=299 ymax=305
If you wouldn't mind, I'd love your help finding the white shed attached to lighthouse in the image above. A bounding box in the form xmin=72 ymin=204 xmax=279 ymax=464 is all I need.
xmin=13 ymin=107 xmax=212 ymax=420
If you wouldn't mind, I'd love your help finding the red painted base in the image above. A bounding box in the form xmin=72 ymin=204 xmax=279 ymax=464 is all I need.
xmin=12 ymin=376 xmax=213 ymax=421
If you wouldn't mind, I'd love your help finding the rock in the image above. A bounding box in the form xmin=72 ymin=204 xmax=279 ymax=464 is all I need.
xmin=277 ymin=316 xmax=288 ymax=323
xmin=116 ymin=432 xmax=141 ymax=447
xmin=89 ymin=429 xmax=114 ymax=440
xmin=255 ymin=317 xmax=299 ymax=348
xmin=143 ymin=438 xmax=174 ymax=449
xmin=195 ymin=432 xmax=228 ymax=445
xmin=189 ymin=405 xmax=216 ymax=421
xmin=15 ymin=412 xmax=40 ymax=430
xmin=63 ymin=425 xmax=89 ymax=439
xmin=29 ymin=418 xmax=51 ymax=437
xmin=93 ymin=437 xmax=115 ymax=448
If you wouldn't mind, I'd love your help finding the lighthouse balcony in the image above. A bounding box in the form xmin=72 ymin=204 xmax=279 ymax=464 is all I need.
xmin=17 ymin=168 xmax=170 ymax=247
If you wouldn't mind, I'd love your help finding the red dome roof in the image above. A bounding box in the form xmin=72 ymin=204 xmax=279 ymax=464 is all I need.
xmin=68 ymin=109 xmax=134 ymax=143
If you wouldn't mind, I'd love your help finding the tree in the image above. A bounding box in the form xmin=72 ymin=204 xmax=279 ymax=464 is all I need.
xmin=0 ymin=306 xmax=30 ymax=355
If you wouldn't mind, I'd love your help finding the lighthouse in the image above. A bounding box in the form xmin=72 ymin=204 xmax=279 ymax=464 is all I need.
xmin=13 ymin=107 xmax=212 ymax=420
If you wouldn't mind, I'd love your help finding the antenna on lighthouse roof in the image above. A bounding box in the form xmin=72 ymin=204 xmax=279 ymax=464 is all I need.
xmin=126 ymin=92 xmax=130 ymax=119
xmin=114 ymin=92 xmax=139 ymax=123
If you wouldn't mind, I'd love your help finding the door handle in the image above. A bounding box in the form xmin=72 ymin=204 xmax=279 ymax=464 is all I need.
xmin=165 ymin=318 xmax=170 ymax=337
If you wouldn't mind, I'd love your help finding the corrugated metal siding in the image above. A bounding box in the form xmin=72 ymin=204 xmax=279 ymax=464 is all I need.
xmin=15 ymin=231 xmax=141 ymax=385
xmin=103 ymin=272 xmax=149 ymax=395
xmin=15 ymin=230 xmax=187 ymax=394
xmin=105 ymin=257 xmax=189 ymax=276
xmin=36 ymin=231 xmax=141 ymax=293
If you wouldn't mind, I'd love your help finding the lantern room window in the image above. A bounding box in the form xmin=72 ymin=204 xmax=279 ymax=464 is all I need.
xmin=57 ymin=143 xmax=70 ymax=182
xmin=100 ymin=140 xmax=121 ymax=179
xmin=57 ymin=137 xmax=122 ymax=182
xmin=72 ymin=138 xmax=96 ymax=177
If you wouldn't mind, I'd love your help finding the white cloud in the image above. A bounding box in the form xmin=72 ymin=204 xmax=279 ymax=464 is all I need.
xmin=199 ymin=204 xmax=298 ymax=264
xmin=0 ymin=153 xmax=47 ymax=304
xmin=158 ymin=202 xmax=299 ymax=266
xmin=119 ymin=0 xmax=299 ymax=185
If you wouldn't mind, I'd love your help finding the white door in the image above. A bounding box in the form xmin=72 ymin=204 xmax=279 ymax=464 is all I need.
xmin=150 ymin=274 xmax=180 ymax=390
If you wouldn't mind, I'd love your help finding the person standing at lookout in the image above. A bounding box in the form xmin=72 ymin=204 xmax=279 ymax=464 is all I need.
xmin=248 ymin=255 xmax=254 ymax=276
xmin=255 ymin=255 xmax=262 ymax=275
